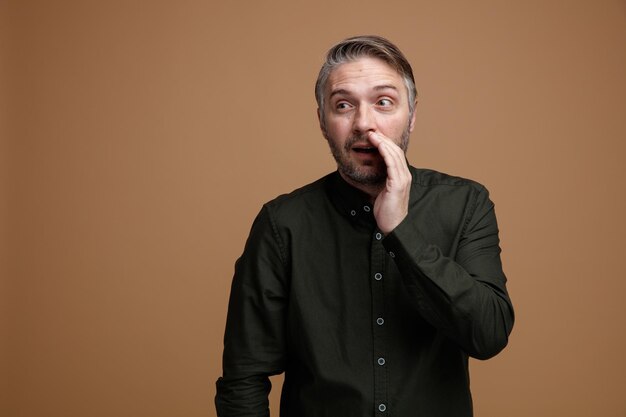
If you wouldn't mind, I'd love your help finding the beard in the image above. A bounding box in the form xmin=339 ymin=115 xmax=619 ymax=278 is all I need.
xmin=326 ymin=123 xmax=411 ymax=187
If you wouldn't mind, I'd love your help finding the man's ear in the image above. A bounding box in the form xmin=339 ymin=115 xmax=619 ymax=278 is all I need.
xmin=408 ymin=100 xmax=418 ymax=133
xmin=317 ymin=108 xmax=328 ymax=139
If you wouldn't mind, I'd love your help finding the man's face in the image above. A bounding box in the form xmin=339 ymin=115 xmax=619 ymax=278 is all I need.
xmin=319 ymin=57 xmax=416 ymax=186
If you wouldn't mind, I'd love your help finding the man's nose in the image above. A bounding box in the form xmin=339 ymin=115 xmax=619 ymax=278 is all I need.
xmin=352 ymin=105 xmax=376 ymax=134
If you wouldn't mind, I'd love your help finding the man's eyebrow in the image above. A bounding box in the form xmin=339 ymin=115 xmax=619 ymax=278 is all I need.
xmin=373 ymin=84 xmax=399 ymax=92
xmin=329 ymin=88 xmax=351 ymax=99
xmin=329 ymin=85 xmax=399 ymax=100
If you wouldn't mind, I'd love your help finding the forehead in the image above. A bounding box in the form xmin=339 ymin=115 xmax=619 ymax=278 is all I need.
xmin=325 ymin=57 xmax=406 ymax=96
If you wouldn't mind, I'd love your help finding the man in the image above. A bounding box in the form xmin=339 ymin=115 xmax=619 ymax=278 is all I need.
xmin=215 ymin=35 xmax=514 ymax=417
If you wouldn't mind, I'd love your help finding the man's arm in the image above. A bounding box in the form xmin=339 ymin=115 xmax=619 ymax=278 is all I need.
xmin=215 ymin=206 xmax=288 ymax=416
xmin=369 ymin=131 xmax=514 ymax=360
xmin=384 ymin=184 xmax=514 ymax=359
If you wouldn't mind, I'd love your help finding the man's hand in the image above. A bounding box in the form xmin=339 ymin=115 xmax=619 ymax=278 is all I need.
xmin=368 ymin=131 xmax=412 ymax=235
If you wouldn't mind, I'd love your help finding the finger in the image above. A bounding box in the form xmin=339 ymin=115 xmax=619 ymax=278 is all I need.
xmin=369 ymin=132 xmax=408 ymax=184
xmin=367 ymin=130 xmax=393 ymax=148
xmin=368 ymin=131 xmax=403 ymax=167
xmin=377 ymin=141 xmax=405 ymax=187
xmin=379 ymin=141 xmax=403 ymax=183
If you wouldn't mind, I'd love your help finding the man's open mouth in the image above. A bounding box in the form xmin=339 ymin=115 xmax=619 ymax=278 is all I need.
xmin=353 ymin=147 xmax=378 ymax=154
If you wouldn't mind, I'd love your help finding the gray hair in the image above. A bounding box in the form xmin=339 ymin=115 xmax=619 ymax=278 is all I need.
xmin=315 ymin=35 xmax=418 ymax=130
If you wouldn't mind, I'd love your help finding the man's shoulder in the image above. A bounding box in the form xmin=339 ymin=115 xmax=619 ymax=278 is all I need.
xmin=410 ymin=166 xmax=487 ymax=193
xmin=264 ymin=172 xmax=334 ymax=212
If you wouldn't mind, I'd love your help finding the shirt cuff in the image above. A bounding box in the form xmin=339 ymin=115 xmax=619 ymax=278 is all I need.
xmin=382 ymin=215 xmax=430 ymax=272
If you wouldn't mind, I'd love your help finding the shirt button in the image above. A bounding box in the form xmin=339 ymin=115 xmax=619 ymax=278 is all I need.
xmin=374 ymin=272 xmax=382 ymax=281
xmin=350 ymin=210 xmax=356 ymax=216
xmin=377 ymin=357 xmax=386 ymax=366
xmin=379 ymin=403 xmax=387 ymax=412
xmin=375 ymin=232 xmax=383 ymax=240
xmin=376 ymin=317 xmax=384 ymax=325
xmin=363 ymin=205 xmax=371 ymax=212
xmin=389 ymin=251 xmax=395 ymax=258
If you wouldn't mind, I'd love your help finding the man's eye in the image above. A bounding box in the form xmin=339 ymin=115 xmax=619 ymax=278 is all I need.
xmin=378 ymin=99 xmax=393 ymax=107
xmin=336 ymin=102 xmax=351 ymax=110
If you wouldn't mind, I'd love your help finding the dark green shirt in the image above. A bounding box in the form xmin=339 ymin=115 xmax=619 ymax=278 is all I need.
xmin=216 ymin=166 xmax=514 ymax=417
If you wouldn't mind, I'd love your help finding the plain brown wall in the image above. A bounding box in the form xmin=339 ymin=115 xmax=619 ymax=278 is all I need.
xmin=3 ymin=0 xmax=626 ymax=416
xmin=2 ymin=0 xmax=10 ymax=413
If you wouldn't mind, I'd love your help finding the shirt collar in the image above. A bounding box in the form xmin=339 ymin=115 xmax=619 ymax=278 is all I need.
xmin=325 ymin=171 xmax=376 ymax=227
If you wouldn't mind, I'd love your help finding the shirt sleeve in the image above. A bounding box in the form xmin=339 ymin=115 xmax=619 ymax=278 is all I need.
xmin=215 ymin=205 xmax=288 ymax=416
xmin=382 ymin=184 xmax=514 ymax=360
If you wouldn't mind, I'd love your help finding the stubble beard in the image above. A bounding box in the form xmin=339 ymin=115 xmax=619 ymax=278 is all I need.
xmin=327 ymin=123 xmax=411 ymax=187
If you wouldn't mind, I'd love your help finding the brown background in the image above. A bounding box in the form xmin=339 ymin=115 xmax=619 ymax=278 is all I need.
xmin=2 ymin=0 xmax=626 ymax=416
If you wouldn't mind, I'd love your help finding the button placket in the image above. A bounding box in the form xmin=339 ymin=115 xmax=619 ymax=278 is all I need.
xmin=370 ymin=229 xmax=388 ymax=415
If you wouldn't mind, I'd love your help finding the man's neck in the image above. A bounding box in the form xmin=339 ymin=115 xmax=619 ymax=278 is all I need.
xmin=338 ymin=172 xmax=384 ymax=204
